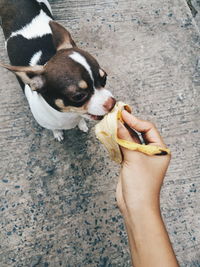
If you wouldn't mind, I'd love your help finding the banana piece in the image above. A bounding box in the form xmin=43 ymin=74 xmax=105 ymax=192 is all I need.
xmin=95 ymin=101 xmax=170 ymax=164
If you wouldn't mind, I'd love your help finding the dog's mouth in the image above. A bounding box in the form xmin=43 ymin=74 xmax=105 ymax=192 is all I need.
xmin=88 ymin=113 xmax=104 ymax=120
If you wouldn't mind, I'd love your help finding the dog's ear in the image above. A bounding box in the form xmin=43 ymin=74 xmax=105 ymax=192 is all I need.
xmin=49 ymin=21 xmax=76 ymax=51
xmin=0 ymin=63 xmax=45 ymax=91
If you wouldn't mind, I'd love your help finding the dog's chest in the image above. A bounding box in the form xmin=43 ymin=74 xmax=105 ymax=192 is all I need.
xmin=25 ymin=85 xmax=81 ymax=130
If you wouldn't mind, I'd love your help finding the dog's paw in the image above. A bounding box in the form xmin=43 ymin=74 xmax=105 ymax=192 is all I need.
xmin=53 ymin=130 xmax=64 ymax=142
xmin=78 ymin=119 xmax=89 ymax=133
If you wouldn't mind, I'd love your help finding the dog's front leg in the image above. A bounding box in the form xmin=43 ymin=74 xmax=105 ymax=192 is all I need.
xmin=78 ymin=118 xmax=89 ymax=133
xmin=52 ymin=129 xmax=64 ymax=142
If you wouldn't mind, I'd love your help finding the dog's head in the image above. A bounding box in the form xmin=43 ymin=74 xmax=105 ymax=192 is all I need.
xmin=1 ymin=21 xmax=116 ymax=120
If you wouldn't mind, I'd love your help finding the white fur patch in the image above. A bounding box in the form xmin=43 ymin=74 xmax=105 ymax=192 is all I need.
xmin=24 ymin=85 xmax=82 ymax=130
xmin=87 ymin=89 xmax=113 ymax=115
xmin=78 ymin=118 xmax=89 ymax=132
xmin=9 ymin=10 xmax=52 ymax=40
xmin=36 ymin=0 xmax=53 ymax=14
xmin=29 ymin=50 xmax=42 ymax=66
xmin=69 ymin=52 xmax=94 ymax=82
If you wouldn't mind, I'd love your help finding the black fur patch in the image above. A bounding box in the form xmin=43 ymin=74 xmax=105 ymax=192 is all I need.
xmin=7 ymin=34 xmax=56 ymax=66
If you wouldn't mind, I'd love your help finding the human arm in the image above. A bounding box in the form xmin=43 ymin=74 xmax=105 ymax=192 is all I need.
xmin=116 ymin=110 xmax=179 ymax=267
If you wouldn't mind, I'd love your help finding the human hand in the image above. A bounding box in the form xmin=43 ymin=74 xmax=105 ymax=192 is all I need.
xmin=116 ymin=110 xmax=171 ymax=217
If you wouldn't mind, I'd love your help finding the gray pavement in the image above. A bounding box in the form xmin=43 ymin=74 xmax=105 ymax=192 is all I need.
xmin=188 ymin=0 xmax=200 ymax=28
xmin=0 ymin=0 xmax=200 ymax=266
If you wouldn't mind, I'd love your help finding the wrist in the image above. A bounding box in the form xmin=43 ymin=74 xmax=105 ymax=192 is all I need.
xmin=124 ymin=191 xmax=160 ymax=213
xmin=122 ymin=201 xmax=161 ymax=225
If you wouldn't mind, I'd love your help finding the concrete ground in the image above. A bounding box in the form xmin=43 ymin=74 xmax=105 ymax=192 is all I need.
xmin=188 ymin=0 xmax=200 ymax=27
xmin=0 ymin=0 xmax=200 ymax=266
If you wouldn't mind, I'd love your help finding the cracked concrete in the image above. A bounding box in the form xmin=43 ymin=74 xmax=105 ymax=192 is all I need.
xmin=188 ymin=0 xmax=200 ymax=28
xmin=0 ymin=0 xmax=200 ymax=266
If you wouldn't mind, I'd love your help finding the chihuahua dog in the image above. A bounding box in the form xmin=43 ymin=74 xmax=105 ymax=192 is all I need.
xmin=0 ymin=0 xmax=116 ymax=141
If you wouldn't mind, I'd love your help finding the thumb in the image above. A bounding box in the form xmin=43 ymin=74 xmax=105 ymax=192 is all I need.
xmin=117 ymin=122 xmax=140 ymax=160
xmin=117 ymin=121 xmax=141 ymax=143
xmin=117 ymin=121 xmax=133 ymax=141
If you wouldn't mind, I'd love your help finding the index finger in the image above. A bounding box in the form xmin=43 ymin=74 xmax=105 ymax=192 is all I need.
xmin=121 ymin=110 xmax=166 ymax=148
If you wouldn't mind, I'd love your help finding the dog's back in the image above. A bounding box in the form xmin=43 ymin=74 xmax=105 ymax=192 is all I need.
xmin=0 ymin=0 xmax=55 ymax=72
xmin=0 ymin=0 xmax=53 ymax=37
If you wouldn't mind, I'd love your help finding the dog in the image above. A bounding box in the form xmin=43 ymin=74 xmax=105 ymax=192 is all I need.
xmin=0 ymin=0 xmax=116 ymax=141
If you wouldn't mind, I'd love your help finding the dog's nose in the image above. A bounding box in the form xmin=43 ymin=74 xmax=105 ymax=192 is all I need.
xmin=103 ymin=97 xmax=116 ymax=112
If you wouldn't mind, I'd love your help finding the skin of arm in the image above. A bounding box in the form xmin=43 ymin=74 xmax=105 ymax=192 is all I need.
xmin=116 ymin=110 xmax=179 ymax=267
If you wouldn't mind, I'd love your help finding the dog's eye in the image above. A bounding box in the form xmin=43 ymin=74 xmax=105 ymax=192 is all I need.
xmin=71 ymin=92 xmax=88 ymax=102
xmin=100 ymin=74 xmax=107 ymax=87
xmin=98 ymin=69 xmax=107 ymax=87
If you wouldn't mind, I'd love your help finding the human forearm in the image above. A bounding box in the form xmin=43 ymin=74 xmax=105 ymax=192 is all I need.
xmin=123 ymin=206 xmax=179 ymax=267
xmin=116 ymin=111 xmax=178 ymax=266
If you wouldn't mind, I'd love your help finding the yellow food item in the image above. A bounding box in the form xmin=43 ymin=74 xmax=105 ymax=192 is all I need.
xmin=95 ymin=101 xmax=170 ymax=164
